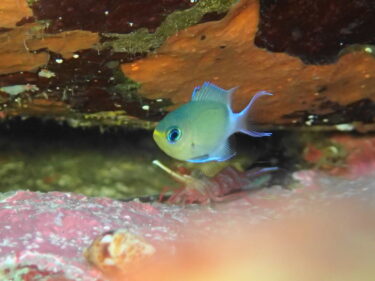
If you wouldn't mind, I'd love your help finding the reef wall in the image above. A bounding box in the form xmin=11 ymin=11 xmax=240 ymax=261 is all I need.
xmin=0 ymin=0 xmax=373 ymax=130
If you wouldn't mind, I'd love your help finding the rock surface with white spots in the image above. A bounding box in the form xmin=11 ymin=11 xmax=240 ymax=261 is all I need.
xmin=0 ymin=170 xmax=375 ymax=280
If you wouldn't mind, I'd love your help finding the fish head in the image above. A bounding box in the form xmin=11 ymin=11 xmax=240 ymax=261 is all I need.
xmin=153 ymin=104 xmax=198 ymax=161
xmin=153 ymin=102 xmax=230 ymax=162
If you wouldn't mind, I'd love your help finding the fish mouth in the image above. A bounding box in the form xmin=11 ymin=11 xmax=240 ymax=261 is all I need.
xmin=187 ymin=154 xmax=210 ymax=163
xmin=153 ymin=129 xmax=163 ymax=139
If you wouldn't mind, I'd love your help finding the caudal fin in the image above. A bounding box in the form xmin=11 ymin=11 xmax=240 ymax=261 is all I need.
xmin=235 ymin=91 xmax=272 ymax=137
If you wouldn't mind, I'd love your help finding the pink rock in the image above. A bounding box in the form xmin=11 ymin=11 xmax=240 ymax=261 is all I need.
xmin=0 ymin=191 xmax=178 ymax=280
xmin=0 ymin=172 xmax=375 ymax=280
xmin=304 ymin=134 xmax=375 ymax=179
xmin=330 ymin=135 xmax=375 ymax=178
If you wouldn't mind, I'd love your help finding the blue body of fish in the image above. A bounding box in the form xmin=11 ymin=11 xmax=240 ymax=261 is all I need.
xmin=153 ymin=82 xmax=272 ymax=162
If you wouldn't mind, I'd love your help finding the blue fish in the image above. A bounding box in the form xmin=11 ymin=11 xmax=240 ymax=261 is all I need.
xmin=153 ymin=82 xmax=272 ymax=163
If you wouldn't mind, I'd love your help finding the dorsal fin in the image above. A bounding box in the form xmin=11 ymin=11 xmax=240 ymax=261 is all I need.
xmin=191 ymin=82 xmax=237 ymax=105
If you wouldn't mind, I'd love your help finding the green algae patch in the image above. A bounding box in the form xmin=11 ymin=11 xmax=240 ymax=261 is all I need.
xmin=101 ymin=0 xmax=237 ymax=54
xmin=67 ymin=111 xmax=157 ymax=130
xmin=339 ymin=44 xmax=375 ymax=58
xmin=1 ymin=67 xmax=162 ymax=130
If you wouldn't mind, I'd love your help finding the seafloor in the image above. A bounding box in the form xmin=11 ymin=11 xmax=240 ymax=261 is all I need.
xmin=0 ymin=169 xmax=374 ymax=281
xmin=0 ymin=118 xmax=297 ymax=199
xmin=0 ymin=119 xmax=176 ymax=199
xmin=0 ymin=0 xmax=374 ymax=279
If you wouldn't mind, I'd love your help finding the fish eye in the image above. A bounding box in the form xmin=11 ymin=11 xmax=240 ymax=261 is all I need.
xmin=167 ymin=127 xmax=182 ymax=144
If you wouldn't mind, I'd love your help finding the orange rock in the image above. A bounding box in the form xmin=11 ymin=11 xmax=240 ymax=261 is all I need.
xmin=0 ymin=0 xmax=33 ymax=28
xmin=0 ymin=24 xmax=50 ymax=75
xmin=8 ymin=98 xmax=71 ymax=116
xmin=84 ymin=229 xmax=155 ymax=274
xmin=0 ymin=23 xmax=99 ymax=75
xmin=121 ymin=0 xmax=375 ymax=125
xmin=27 ymin=29 xmax=99 ymax=59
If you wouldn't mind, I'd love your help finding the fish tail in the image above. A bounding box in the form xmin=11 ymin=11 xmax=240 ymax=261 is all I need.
xmin=235 ymin=91 xmax=273 ymax=137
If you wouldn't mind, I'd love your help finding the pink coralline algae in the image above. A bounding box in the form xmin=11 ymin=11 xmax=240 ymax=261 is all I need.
xmin=329 ymin=135 xmax=375 ymax=178
xmin=0 ymin=191 xmax=169 ymax=281
xmin=0 ymin=264 xmax=75 ymax=281
xmin=304 ymin=135 xmax=375 ymax=179
xmin=1 ymin=171 xmax=375 ymax=280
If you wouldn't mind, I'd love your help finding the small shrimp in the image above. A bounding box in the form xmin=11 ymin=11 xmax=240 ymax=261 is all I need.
xmin=153 ymin=160 xmax=278 ymax=204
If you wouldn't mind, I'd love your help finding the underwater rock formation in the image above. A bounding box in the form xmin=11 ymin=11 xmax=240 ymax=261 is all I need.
xmin=0 ymin=0 xmax=373 ymax=129
xmin=0 ymin=0 xmax=33 ymax=28
xmin=0 ymin=0 xmax=234 ymax=128
xmin=303 ymin=134 xmax=375 ymax=178
xmin=31 ymin=0 xmax=196 ymax=33
xmin=1 ymin=170 xmax=375 ymax=280
xmin=0 ymin=23 xmax=99 ymax=75
xmin=255 ymin=0 xmax=375 ymax=64
xmin=122 ymin=0 xmax=375 ymax=128
xmin=0 ymin=191 xmax=166 ymax=281
xmin=0 ymin=265 xmax=75 ymax=281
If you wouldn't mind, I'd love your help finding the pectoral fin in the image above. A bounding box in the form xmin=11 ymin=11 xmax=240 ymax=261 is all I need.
xmin=208 ymin=140 xmax=236 ymax=162
xmin=187 ymin=140 xmax=236 ymax=163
